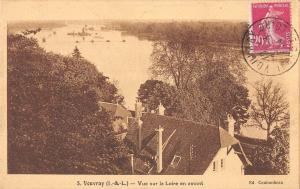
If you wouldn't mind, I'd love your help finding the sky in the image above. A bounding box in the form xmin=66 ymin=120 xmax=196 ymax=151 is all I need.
xmin=2 ymin=0 xmax=250 ymax=21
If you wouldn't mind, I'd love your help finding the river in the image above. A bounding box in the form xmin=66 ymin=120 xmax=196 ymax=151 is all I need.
xmin=34 ymin=24 xmax=153 ymax=110
xmin=31 ymin=23 xmax=296 ymax=139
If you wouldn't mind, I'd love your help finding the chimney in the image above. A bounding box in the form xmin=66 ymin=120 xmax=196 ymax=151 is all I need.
xmin=135 ymin=100 xmax=143 ymax=150
xmin=135 ymin=100 xmax=142 ymax=119
xmin=155 ymin=125 xmax=164 ymax=173
xmin=130 ymin=154 xmax=134 ymax=174
xmin=158 ymin=102 xmax=165 ymax=115
xmin=137 ymin=119 xmax=143 ymax=150
xmin=227 ymin=114 xmax=235 ymax=137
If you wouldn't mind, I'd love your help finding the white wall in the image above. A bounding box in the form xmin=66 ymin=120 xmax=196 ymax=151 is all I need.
xmin=204 ymin=147 xmax=244 ymax=175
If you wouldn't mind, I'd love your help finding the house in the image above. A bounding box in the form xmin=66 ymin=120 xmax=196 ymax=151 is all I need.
xmin=98 ymin=101 xmax=132 ymax=140
xmin=125 ymin=101 xmax=252 ymax=175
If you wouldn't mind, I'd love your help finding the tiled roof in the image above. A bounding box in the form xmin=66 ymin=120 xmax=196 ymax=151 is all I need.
xmin=234 ymin=134 xmax=267 ymax=146
xmin=126 ymin=113 xmax=241 ymax=175
xmin=98 ymin=101 xmax=131 ymax=118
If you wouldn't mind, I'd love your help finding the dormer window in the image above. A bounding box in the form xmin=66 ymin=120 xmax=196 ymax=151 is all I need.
xmin=170 ymin=155 xmax=181 ymax=168
xmin=114 ymin=116 xmax=123 ymax=121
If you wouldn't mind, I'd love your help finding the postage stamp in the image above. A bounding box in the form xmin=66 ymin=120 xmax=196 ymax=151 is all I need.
xmin=250 ymin=2 xmax=291 ymax=53
xmin=242 ymin=2 xmax=299 ymax=76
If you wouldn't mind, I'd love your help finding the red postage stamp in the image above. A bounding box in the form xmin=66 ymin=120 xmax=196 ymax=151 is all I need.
xmin=250 ymin=2 xmax=291 ymax=53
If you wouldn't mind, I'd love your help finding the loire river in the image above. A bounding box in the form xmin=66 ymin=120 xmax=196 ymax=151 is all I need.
xmin=28 ymin=23 xmax=275 ymax=139
xmin=30 ymin=23 xmax=295 ymax=139
xmin=34 ymin=24 xmax=153 ymax=109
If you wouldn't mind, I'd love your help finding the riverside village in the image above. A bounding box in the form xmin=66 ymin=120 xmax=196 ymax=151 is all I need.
xmin=8 ymin=20 xmax=290 ymax=175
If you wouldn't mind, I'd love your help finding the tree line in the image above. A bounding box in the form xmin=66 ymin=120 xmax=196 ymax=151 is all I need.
xmin=7 ymin=34 xmax=130 ymax=174
xmin=112 ymin=21 xmax=248 ymax=45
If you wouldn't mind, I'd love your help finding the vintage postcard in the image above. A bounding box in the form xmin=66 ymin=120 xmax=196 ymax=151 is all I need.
xmin=0 ymin=0 xmax=299 ymax=188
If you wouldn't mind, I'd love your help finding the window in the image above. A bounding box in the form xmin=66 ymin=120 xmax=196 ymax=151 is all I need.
xmin=213 ymin=161 xmax=218 ymax=172
xmin=170 ymin=155 xmax=181 ymax=168
xmin=221 ymin=159 xmax=225 ymax=169
xmin=241 ymin=165 xmax=244 ymax=175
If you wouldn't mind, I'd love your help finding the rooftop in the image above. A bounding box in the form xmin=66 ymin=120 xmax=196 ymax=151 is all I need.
xmin=98 ymin=101 xmax=131 ymax=118
xmin=126 ymin=113 xmax=246 ymax=174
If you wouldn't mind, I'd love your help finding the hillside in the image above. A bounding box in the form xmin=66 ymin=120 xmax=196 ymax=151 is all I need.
xmin=7 ymin=34 xmax=129 ymax=174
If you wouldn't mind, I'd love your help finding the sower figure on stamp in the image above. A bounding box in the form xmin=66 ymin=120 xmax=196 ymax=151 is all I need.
xmin=263 ymin=5 xmax=285 ymax=48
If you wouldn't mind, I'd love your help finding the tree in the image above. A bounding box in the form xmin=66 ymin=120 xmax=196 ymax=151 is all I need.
xmin=150 ymin=24 xmax=204 ymax=90
xmin=137 ymin=80 xmax=213 ymax=123
xmin=177 ymin=87 xmax=213 ymax=123
xmin=150 ymin=23 xmax=247 ymax=91
xmin=72 ymin=46 xmax=82 ymax=59
xmin=196 ymin=62 xmax=251 ymax=130
xmin=249 ymin=120 xmax=289 ymax=175
xmin=137 ymin=79 xmax=180 ymax=116
xmin=148 ymin=22 xmax=250 ymax=127
xmin=251 ymin=80 xmax=289 ymax=140
xmin=7 ymin=34 xmax=129 ymax=174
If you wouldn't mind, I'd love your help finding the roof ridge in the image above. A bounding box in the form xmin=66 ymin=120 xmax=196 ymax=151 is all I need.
xmin=98 ymin=101 xmax=116 ymax=105
xmin=99 ymin=101 xmax=128 ymax=109
xmin=144 ymin=113 xmax=218 ymax=129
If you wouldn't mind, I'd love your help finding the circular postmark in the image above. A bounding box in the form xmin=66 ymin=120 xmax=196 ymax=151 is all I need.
xmin=242 ymin=17 xmax=300 ymax=76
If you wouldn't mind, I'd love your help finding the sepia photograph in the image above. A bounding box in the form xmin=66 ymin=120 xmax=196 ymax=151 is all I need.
xmin=1 ymin=0 xmax=300 ymax=188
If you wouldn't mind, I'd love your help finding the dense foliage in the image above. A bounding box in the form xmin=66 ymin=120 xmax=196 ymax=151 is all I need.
xmin=135 ymin=22 xmax=251 ymax=128
xmin=137 ymin=80 xmax=181 ymax=116
xmin=245 ymin=125 xmax=289 ymax=175
xmin=196 ymin=61 xmax=251 ymax=127
xmin=113 ymin=21 xmax=247 ymax=45
xmin=8 ymin=34 xmax=129 ymax=174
